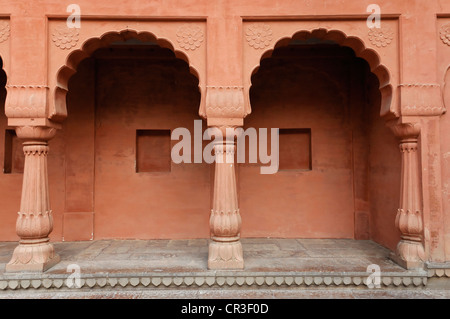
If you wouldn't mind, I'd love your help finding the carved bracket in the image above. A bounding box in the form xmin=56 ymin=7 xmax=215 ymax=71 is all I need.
xmin=388 ymin=120 xmax=421 ymax=141
xmin=5 ymin=85 xmax=49 ymax=119
xmin=205 ymin=86 xmax=248 ymax=127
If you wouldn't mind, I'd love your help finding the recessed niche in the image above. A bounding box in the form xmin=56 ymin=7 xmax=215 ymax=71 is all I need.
xmin=278 ymin=128 xmax=312 ymax=170
xmin=4 ymin=129 xmax=24 ymax=174
xmin=136 ymin=129 xmax=171 ymax=173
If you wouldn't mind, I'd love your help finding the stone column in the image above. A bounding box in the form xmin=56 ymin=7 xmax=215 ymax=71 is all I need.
xmin=6 ymin=126 xmax=60 ymax=272
xmin=390 ymin=121 xmax=425 ymax=270
xmin=205 ymin=86 xmax=246 ymax=270
xmin=208 ymin=127 xmax=244 ymax=269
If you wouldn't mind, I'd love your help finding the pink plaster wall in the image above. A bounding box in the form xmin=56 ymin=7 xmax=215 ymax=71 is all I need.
xmin=65 ymin=47 xmax=211 ymax=240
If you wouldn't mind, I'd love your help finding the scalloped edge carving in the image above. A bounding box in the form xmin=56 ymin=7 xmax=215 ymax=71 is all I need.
xmin=53 ymin=29 xmax=203 ymax=123
xmin=249 ymin=28 xmax=395 ymax=119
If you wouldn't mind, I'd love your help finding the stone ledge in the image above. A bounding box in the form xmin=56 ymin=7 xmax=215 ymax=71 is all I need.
xmin=0 ymin=272 xmax=428 ymax=291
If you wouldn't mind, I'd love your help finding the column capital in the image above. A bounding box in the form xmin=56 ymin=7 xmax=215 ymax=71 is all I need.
xmin=387 ymin=119 xmax=421 ymax=142
xmin=15 ymin=125 xmax=58 ymax=142
xmin=206 ymin=125 xmax=243 ymax=143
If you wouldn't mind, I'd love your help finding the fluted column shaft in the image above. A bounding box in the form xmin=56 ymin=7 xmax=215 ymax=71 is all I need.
xmin=208 ymin=130 xmax=244 ymax=269
xmin=390 ymin=122 xmax=425 ymax=270
xmin=6 ymin=126 xmax=60 ymax=272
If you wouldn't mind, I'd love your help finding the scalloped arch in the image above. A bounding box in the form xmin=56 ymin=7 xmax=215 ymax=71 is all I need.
xmin=249 ymin=28 xmax=394 ymax=119
xmin=53 ymin=29 xmax=201 ymax=122
xmin=443 ymin=64 xmax=450 ymax=110
xmin=0 ymin=55 xmax=8 ymax=83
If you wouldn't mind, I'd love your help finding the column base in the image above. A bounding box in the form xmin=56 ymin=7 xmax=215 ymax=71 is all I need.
xmin=389 ymin=239 xmax=425 ymax=270
xmin=208 ymin=240 xmax=244 ymax=270
xmin=5 ymin=241 xmax=60 ymax=272
xmin=390 ymin=252 xmax=424 ymax=270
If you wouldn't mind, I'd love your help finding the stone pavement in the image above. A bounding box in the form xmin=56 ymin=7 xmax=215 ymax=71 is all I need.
xmin=0 ymin=238 xmax=448 ymax=298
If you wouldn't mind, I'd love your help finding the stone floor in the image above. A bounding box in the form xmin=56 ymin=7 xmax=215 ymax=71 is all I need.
xmin=0 ymin=238 xmax=406 ymax=274
xmin=0 ymin=238 xmax=448 ymax=299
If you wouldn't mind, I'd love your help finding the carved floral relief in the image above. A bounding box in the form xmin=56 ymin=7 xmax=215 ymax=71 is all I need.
xmin=245 ymin=23 xmax=273 ymax=49
xmin=368 ymin=27 xmax=394 ymax=48
xmin=176 ymin=24 xmax=204 ymax=50
xmin=440 ymin=23 xmax=450 ymax=46
xmin=0 ymin=20 xmax=10 ymax=43
xmin=52 ymin=26 xmax=79 ymax=50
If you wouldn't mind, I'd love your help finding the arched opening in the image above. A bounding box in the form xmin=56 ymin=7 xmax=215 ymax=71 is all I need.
xmin=0 ymin=57 xmax=23 ymax=240
xmin=240 ymin=37 xmax=401 ymax=250
xmin=444 ymin=66 xmax=450 ymax=110
xmin=53 ymin=36 xmax=210 ymax=241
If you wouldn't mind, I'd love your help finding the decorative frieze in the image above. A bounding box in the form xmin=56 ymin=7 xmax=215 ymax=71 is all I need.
xmin=398 ymin=84 xmax=445 ymax=116
xmin=0 ymin=273 xmax=428 ymax=291
xmin=427 ymin=269 xmax=450 ymax=278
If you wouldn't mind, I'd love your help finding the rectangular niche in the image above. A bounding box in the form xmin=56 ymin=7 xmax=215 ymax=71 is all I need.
xmin=136 ymin=129 xmax=171 ymax=173
xmin=278 ymin=128 xmax=312 ymax=171
xmin=4 ymin=129 xmax=24 ymax=174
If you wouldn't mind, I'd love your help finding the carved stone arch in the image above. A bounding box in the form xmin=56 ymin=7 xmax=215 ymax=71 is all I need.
xmin=0 ymin=54 xmax=7 ymax=117
xmin=0 ymin=55 xmax=8 ymax=85
xmin=248 ymin=28 xmax=396 ymax=121
xmin=0 ymin=18 xmax=10 ymax=78
xmin=51 ymin=29 xmax=204 ymax=123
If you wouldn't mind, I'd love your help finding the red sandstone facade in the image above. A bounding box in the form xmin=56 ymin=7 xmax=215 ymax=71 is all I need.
xmin=0 ymin=0 xmax=449 ymax=272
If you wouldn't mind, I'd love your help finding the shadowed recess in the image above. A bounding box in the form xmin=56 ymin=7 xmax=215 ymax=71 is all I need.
xmin=250 ymin=29 xmax=393 ymax=119
xmin=54 ymin=29 xmax=201 ymax=122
